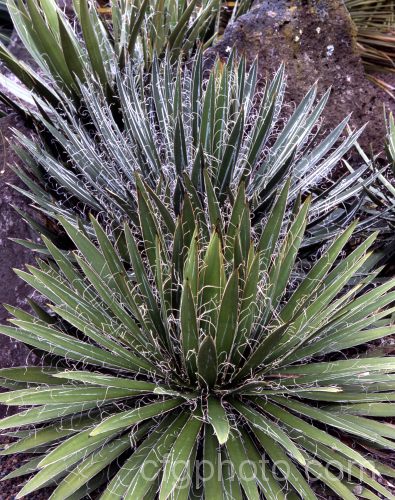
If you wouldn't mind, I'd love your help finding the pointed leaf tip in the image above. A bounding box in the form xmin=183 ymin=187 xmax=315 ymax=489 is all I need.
xmin=207 ymin=397 xmax=230 ymax=445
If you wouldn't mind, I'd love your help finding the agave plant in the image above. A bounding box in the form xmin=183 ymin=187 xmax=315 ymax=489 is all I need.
xmin=7 ymin=52 xmax=380 ymax=257
xmin=339 ymin=114 xmax=395 ymax=269
xmin=0 ymin=0 xmax=388 ymax=256
xmin=1 ymin=182 xmax=395 ymax=499
xmin=387 ymin=112 xmax=395 ymax=168
xmin=363 ymin=111 xmax=395 ymax=265
xmin=0 ymin=0 xmax=220 ymax=108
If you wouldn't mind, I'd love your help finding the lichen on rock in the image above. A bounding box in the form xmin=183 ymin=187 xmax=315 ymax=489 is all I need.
xmin=207 ymin=0 xmax=394 ymax=152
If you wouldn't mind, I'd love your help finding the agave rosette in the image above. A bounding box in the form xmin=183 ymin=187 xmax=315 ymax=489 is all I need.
xmin=1 ymin=181 xmax=395 ymax=499
xmin=9 ymin=53 xmax=379 ymax=256
xmin=0 ymin=0 xmax=221 ymax=109
xmin=340 ymin=114 xmax=395 ymax=268
xmin=0 ymin=0 xmax=385 ymax=254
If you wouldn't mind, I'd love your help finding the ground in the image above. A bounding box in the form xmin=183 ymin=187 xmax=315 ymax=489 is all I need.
xmin=0 ymin=114 xmax=39 ymax=413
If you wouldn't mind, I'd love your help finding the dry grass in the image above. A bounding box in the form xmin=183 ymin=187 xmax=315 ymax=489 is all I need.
xmin=346 ymin=0 xmax=395 ymax=98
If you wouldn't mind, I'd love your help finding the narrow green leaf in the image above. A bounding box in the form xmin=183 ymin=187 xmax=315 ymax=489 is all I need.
xmin=50 ymin=435 xmax=131 ymax=499
xmin=136 ymin=176 xmax=163 ymax=270
xmin=200 ymin=231 xmax=225 ymax=336
xmin=198 ymin=336 xmax=218 ymax=388
xmin=204 ymin=169 xmax=222 ymax=232
xmin=159 ymin=413 xmax=202 ymax=500
xmin=0 ymin=402 xmax=99 ymax=430
xmin=207 ymin=397 xmax=230 ymax=444
xmin=327 ymin=402 xmax=395 ymax=417
xmin=216 ymin=269 xmax=239 ymax=363
xmin=184 ymin=228 xmax=199 ymax=299
xmin=271 ymin=357 xmax=395 ymax=385
xmin=58 ymin=13 xmax=85 ymax=82
xmin=302 ymin=449 xmax=358 ymax=500
xmin=203 ymin=427 xmax=224 ymax=500
xmin=1 ymin=322 xmax=136 ymax=372
xmin=279 ymin=220 xmax=358 ymax=323
xmin=124 ymin=223 xmax=167 ymax=344
xmin=225 ymin=432 xmax=260 ymax=500
xmin=254 ymin=431 xmax=317 ymax=499
xmin=269 ymin=397 xmax=389 ymax=465
xmin=180 ymin=282 xmax=199 ymax=382
xmin=103 ymin=414 xmax=187 ymax=500
xmin=143 ymin=181 xmax=176 ymax=235
xmin=16 ymin=427 xmax=119 ymax=498
xmin=261 ymin=399 xmax=380 ymax=473
xmin=0 ymin=366 xmax=65 ymax=385
xmin=0 ymin=386 xmax=138 ymax=406
xmin=79 ymin=0 xmax=108 ymax=87
xmin=216 ymin=110 xmax=244 ymax=199
xmin=232 ymin=399 xmax=306 ymax=466
xmin=0 ymin=413 xmax=96 ymax=456
xmin=90 ymin=399 xmax=184 ymax=436
xmin=221 ymin=447 xmax=243 ymax=500
xmin=26 ymin=0 xmax=74 ymax=90
xmin=52 ymin=371 xmax=157 ymax=392
xmin=238 ymin=427 xmax=287 ymax=500
xmin=200 ymin=71 xmax=215 ymax=155
xmin=232 ymin=252 xmax=259 ymax=363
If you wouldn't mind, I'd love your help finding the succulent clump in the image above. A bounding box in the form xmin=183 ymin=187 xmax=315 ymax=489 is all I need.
xmin=0 ymin=1 xmax=394 ymax=498
xmin=1 ymin=179 xmax=395 ymax=499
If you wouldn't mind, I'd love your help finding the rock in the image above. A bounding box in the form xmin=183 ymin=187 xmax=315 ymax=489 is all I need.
xmin=207 ymin=0 xmax=395 ymax=152
xmin=0 ymin=114 xmax=40 ymax=417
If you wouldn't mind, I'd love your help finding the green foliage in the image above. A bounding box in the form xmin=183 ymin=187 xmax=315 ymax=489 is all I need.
xmin=387 ymin=112 xmax=395 ymax=169
xmin=8 ymin=54 xmax=382 ymax=254
xmin=341 ymin=116 xmax=395 ymax=267
xmin=0 ymin=1 xmax=391 ymax=257
xmin=0 ymin=0 xmax=220 ymax=105
xmin=1 ymin=3 xmax=395 ymax=497
xmin=1 ymin=186 xmax=395 ymax=499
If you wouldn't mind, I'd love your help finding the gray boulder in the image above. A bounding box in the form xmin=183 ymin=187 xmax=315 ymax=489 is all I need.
xmin=207 ymin=0 xmax=394 ymax=152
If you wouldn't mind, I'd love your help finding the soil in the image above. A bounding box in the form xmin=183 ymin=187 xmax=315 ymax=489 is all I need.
xmin=0 ymin=113 xmax=40 ymax=413
xmin=0 ymin=435 xmax=53 ymax=499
